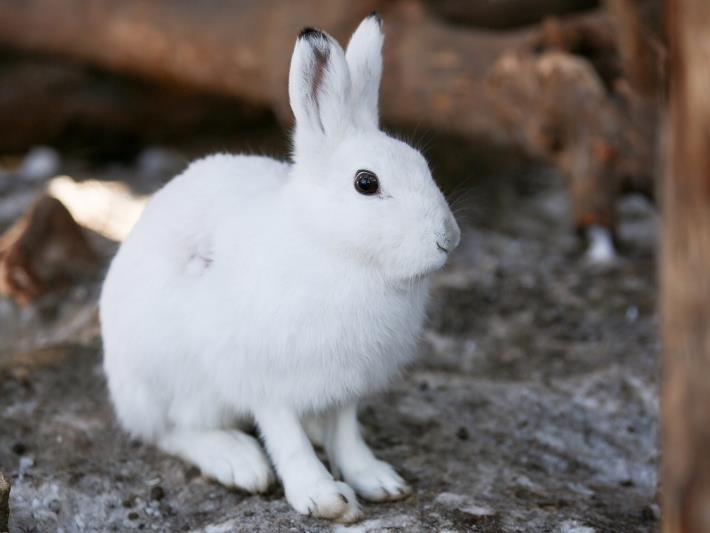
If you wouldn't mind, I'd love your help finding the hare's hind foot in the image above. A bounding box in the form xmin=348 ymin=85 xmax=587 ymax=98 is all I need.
xmin=342 ymin=459 xmax=411 ymax=502
xmin=159 ymin=429 xmax=274 ymax=492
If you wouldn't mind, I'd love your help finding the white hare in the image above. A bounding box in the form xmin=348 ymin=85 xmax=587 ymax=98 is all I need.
xmin=100 ymin=13 xmax=460 ymax=522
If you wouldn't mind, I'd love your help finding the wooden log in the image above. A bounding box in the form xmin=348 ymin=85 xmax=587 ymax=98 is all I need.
xmin=421 ymin=0 xmax=600 ymax=30
xmin=0 ymin=50 xmax=272 ymax=155
xmin=661 ymin=0 xmax=710 ymax=530
xmin=0 ymin=0 xmax=533 ymax=136
xmin=0 ymin=1 xmax=632 ymax=151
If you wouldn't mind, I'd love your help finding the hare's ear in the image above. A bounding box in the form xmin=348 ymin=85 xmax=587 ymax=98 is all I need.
xmin=289 ymin=28 xmax=352 ymax=151
xmin=345 ymin=13 xmax=384 ymax=130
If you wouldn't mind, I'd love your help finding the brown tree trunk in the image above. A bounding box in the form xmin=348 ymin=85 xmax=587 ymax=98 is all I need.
xmin=661 ymin=0 xmax=710 ymax=531
xmin=422 ymin=0 xmax=600 ymax=30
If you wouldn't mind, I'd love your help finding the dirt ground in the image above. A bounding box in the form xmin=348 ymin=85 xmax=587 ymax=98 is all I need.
xmin=0 ymin=150 xmax=659 ymax=532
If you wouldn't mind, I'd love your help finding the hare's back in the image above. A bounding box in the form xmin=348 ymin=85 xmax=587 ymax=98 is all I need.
xmin=158 ymin=153 xmax=289 ymax=213
xmin=101 ymin=153 xmax=290 ymax=346
xmin=104 ymin=153 xmax=289 ymax=298
xmin=131 ymin=153 xmax=288 ymax=239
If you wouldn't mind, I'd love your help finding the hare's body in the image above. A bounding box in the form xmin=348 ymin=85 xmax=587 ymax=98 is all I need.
xmin=103 ymin=154 xmax=428 ymax=440
xmin=102 ymin=15 xmax=459 ymax=523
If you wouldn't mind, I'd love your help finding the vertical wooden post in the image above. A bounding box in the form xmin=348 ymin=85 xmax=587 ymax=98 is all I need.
xmin=662 ymin=0 xmax=710 ymax=531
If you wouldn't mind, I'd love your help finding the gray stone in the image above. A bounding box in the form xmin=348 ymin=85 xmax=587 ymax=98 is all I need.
xmin=18 ymin=146 xmax=61 ymax=183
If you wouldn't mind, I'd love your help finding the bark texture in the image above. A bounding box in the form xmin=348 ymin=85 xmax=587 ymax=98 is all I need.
xmin=661 ymin=0 xmax=710 ymax=530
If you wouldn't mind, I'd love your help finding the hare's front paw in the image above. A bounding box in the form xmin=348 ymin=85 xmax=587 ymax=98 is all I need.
xmin=287 ymin=478 xmax=362 ymax=523
xmin=344 ymin=460 xmax=411 ymax=502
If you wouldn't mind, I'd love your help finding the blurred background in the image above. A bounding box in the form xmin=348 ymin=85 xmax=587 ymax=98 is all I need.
xmin=0 ymin=0 xmax=676 ymax=532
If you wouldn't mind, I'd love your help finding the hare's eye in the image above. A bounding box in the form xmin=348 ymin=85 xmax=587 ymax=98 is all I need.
xmin=354 ymin=170 xmax=379 ymax=195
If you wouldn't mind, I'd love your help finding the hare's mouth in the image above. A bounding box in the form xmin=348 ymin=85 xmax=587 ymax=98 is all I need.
xmin=435 ymin=242 xmax=449 ymax=254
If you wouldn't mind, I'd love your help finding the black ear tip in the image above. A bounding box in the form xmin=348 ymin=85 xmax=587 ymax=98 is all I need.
xmin=368 ymin=10 xmax=383 ymax=26
xmin=298 ymin=27 xmax=327 ymax=41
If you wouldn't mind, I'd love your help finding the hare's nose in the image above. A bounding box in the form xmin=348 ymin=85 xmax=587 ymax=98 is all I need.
xmin=435 ymin=216 xmax=461 ymax=254
xmin=444 ymin=216 xmax=461 ymax=249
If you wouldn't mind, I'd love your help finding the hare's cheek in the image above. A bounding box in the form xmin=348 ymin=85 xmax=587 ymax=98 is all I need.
xmin=377 ymin=238 xmax=427 ymax=278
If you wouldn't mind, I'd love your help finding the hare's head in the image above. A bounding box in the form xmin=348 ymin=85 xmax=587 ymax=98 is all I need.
xmin=288 ymin=14 xmax=460 ymax=281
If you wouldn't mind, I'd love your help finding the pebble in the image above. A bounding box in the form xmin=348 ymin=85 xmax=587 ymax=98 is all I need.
xmin=19 ymin=456 xmax=34 ymax=470
xmin=626 ymin=306 xmax=639 ymax=322
xmin=137 ymin=147 xmax=183 ymax=179
xmin=150 ymin=486 xmax=165 ymax=501
xmin=48 ymin=499 xmax=61 ymax=514
xmin=122 ymin=496 xmax=136 ymax=508
xmin=0 ymin=169 xmax=10 ymax=193
xmin=11 ymin=442 xmax=27 ymax=455
xmin=18 ymin=146 xmax=61 ymax=182
xmin=641 ymin=503 xmax=660 ymax=521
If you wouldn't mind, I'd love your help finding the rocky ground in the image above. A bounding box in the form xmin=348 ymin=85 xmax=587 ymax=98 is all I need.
xmin=0 ymin=152 xmax=659 ymax=532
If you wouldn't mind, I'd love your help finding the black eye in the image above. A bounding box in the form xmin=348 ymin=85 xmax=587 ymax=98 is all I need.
xmin=354 ymin=170 xmax=379 ymax=195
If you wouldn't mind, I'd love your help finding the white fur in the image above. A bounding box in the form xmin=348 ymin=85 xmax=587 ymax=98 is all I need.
xmin=101 ymin=14 xmax=460 ymax=523
xmin=346 ymin=15 xmax=384 ymax=130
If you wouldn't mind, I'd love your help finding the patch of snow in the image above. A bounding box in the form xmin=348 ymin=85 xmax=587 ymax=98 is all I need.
xmin=585 ymin=225 xmax=616 ymax=264
xmin=435 ymin=492 xmax=495 ymax=517
xmin=558 ymin=520 xmax=596 ymax=533
xmin=335 ymin=514 xmax=417 ymax=532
